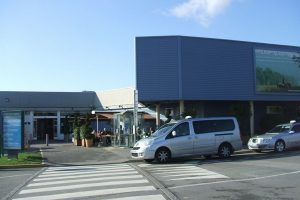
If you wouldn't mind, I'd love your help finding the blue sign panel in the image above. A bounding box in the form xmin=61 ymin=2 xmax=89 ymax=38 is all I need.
xmin=3 ymin=111 xmax=23 ymax=150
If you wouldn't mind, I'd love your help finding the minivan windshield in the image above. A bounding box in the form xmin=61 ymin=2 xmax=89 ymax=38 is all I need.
xmin=152 ymin=123 xmax=176 ymax=137
xmin=268 ymin=124 xmax=291 ymax=134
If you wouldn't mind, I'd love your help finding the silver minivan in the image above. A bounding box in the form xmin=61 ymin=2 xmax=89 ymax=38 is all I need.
xmin=131 ymin=117 xmax=243 ymax=163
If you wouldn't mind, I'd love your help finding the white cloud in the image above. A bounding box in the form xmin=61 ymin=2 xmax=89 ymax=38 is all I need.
xmin=169 ymin=0 xmax=232 ymax=27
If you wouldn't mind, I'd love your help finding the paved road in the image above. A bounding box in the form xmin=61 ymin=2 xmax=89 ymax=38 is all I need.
xmin=0 ymin=168 xmax=41 ymax=200
xmin=5 ymin=143 xmax=300 ymax=200
xmin=138 ymin=150 xmax=300 ymax=200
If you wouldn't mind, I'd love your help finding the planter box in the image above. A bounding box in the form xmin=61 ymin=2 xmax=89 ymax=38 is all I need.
xmin=85 ymin=139 xmax=93 ymax=147
xmin=74 ymin=139 xmax=82 ymax=146
xmin=81 ymin=139 xmax=86 ymax=147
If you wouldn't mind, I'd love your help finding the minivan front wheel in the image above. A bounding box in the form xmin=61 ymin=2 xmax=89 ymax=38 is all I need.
xmin=155 ymin=148 xmax=171 ymax=163
xmin=218 ymin=143 xmax=232 ymax=158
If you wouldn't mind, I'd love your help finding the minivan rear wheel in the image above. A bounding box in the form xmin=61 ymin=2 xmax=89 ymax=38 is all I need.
xmin=155 ymin=148 xmax=171 ymax=163
xmin=218 ymin=143 xmax=232 ymax=158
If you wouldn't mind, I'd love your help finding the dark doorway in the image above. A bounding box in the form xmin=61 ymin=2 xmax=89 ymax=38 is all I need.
xmin=37 ymin=119 xmax=54 ymax=140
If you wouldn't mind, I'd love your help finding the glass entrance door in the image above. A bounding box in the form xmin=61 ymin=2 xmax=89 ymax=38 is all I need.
xmin=36 ymin=119 xmax=54 ymax=140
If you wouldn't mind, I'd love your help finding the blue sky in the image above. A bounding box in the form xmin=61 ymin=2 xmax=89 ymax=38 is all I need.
xmin=1 ymin=0 xmax=299 ymax=92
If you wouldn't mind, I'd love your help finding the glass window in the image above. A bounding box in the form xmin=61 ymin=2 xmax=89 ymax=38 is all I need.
xmin=173 ymin=122 xmax=190 ymax=137
xmin=291 ymin=125 xmax=300 ymax=133
xmin=268 ymin=125 xmax=291 ymax=133
xmin=193 ymin=120 xmax=235 ymax=134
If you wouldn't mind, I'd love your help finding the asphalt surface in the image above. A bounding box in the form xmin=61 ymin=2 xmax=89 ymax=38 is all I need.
xmin=138 ymin=149 xmax=300 ymax=200
xmin=3 ymin=142 xmax=300 ymax=200
xmin=0 ymin=141 xmax=132 ymax=200
xmin=0 ymin=168 xmax=41 ymax=200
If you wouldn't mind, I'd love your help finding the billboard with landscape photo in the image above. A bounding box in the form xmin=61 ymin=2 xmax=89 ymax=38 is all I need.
xmin=255 ymin=49 xmax=300 ymax=93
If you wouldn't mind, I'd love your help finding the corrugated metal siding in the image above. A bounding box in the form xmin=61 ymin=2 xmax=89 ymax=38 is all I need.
xmin=136 ymin=36 xmax=300 ymax=101
xmin=181 ymin=37 xmax=254 ymax=100
xmin=136 ymin=37 xmax=180 ymax=101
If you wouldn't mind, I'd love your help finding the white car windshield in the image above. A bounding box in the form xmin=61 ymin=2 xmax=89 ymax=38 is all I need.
xmin=268 ymin=124 xmax=291 ymax=134
xmin=152 ymin=123 xmax=176 ymax=137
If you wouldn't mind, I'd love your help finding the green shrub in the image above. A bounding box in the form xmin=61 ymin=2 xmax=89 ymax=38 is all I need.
xmin=73 ymin=127 xmax=80 ymax=140
xmin=80 ymin=124 xmax=92 ymax=139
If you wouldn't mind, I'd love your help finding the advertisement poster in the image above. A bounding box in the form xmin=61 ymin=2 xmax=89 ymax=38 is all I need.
xmin=255 ymin=49 xmax=300 ymax=93
xmin=2 ymin=111 xmax=24 ymax=150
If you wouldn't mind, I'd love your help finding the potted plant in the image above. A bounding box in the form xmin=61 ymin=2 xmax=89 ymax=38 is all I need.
xmin=85 ymin=132 xmax=94 ymax=147
xmin=73 ymin=126 xmax=81 ymax=146
xmin=80 ymin=124 xmax=93 ymax=147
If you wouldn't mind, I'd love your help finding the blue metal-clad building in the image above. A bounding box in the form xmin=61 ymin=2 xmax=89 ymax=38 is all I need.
xmin=136 ymin=36 xmax=300 ymax=139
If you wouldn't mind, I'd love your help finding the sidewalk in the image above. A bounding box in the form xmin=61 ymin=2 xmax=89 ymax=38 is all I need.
xmin=35 ymin=142 xmax=252 ymax=166
xmin=32 ymin=142 xmax=132 ymax=166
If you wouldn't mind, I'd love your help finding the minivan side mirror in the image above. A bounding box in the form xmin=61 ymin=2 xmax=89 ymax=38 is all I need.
xmin=172 ymin=131 xmax=177 ymax=137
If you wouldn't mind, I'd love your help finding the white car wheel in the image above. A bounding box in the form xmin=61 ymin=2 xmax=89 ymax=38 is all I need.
xmin=156 ymin=148 xmax=171 ymax=163
xmin=218 ymin=144 xmax=232 ymax=158
xmin=275 ymin=140 xmax=285 ymax=152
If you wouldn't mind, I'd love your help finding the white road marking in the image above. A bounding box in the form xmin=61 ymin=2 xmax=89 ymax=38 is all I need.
xmin=169 ymin=170 xmax=300 ymax=189
xmin=13 ymin=186 xmax=156 ymax=200
xmin=169 ymin=174 xmax=229 ymax=181
xmin=39 ymin=168 xmax=134 ymax=178
xmin=34 ymin=171 xmax=138 ymax=181
xmin=44 ymin=165 xmax=130 ymax=173
xmin=153 ymin=170 xmax=216 ymax=175
xmin=13 ymin=164 xmax=166 ymax=200
xmin=139 ymin=163 xmax=229 ymax=181
xmin=20 ymin=179 xmax=149 ymax=194
xmin=27 ymin=174 xmax=144 ymax=187
xmin=107 ymin=194 xmax=166 ymax=200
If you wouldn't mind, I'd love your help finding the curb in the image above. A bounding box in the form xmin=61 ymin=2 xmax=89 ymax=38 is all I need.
xmin=129 ymin=163 xmax=179 ymax=200
xmin=235 ymin=148 xmax=252 ymax=155
xmin=0 ymin=164 xmax=46 ymax=169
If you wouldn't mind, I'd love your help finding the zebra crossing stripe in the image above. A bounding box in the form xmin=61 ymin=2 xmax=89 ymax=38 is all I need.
xmin=104 ymin=194 xmax=166 ymax=200
xmin=20 ymin=179 xmax=149 ymax=194
xmin=160 ymin=172 xmax=225 ymax=178
xmin=169 ymin=174 xmax=228 ymax=181
xmin=27 ymin=174 xmax=144 ymax=187
xmin=34 ymin=171 xmax=138 ymax=181
xmin=13 ymin=186 xmax=156 ymax=200
xmin=42 ymin=166 xmax=133 ymax=174
xmin=138 ymin=164 xmax=229 ymax=180
xmin=153 ymin=170 xmax=216 ymax=175
xmin=44 ymin=164 xmax=130 ymax=171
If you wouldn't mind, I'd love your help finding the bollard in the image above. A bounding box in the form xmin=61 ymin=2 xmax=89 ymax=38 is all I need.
xmin=46 ymin=134 xmax=49 ymax=146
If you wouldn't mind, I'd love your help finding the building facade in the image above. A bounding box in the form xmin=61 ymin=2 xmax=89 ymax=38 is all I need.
xmin=0 ymin=88 xmax=157 ymax=146
xmin=0 ymin=91 xmax=96 ymax=142
xmin=136 ymin=36 xmax=300 ymax=138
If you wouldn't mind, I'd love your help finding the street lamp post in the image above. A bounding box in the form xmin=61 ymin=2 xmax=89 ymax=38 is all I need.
xmin=133 ymin=90 xmax=138 ymax=145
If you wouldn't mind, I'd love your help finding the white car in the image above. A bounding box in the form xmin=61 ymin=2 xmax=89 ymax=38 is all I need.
xmin=131 ymin=117 xmax=243 ymax=163
xmin=248 ymin=121 xmax=300 ymax=153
